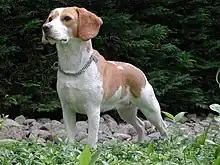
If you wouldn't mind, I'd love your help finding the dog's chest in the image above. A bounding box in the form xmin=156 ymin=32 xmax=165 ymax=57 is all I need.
xmin=56 ymin=62 xmax=132 ymax=113
xmin=57 ymin=63 xmax=103 ymax=112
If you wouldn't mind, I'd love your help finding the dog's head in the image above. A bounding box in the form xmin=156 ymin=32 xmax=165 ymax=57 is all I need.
xmin=41 ymin=7 xmax=103 ymax=44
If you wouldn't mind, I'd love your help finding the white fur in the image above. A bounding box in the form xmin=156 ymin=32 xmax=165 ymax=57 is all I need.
xmin=117 ymin=66 xmax=124 ymax=70
xmin=56 ymin=39 xmax=167 ymax=148
xmin=42 ymin=8 xmax=70 ymax=44
xmin=108 ymin=61 xmax=116 ymax=65
xmin=45 ymin=8 xmax=167 ymax=148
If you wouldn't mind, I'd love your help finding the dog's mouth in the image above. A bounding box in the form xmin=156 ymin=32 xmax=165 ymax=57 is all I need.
xmin=45 ymin=35 xmax=69 ymax=44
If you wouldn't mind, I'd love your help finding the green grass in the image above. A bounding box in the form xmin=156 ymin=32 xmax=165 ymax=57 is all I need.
xmin=0 ymin=135 xmax=219 ymax=165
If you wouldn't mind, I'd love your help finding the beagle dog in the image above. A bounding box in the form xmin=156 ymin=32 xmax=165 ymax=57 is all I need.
xmin=42 ymin=6 xmax=167 ymax=148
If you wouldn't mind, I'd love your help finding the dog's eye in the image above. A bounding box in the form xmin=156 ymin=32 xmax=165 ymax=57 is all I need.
xmin=48 ymin=17 xmax=52 ymax=22
xmin=64 ymin=16 xmax=72 ymax=21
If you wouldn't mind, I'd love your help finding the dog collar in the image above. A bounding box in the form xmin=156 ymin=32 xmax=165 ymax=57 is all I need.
xmin=58 ymin=53 xmax=98 ymax=77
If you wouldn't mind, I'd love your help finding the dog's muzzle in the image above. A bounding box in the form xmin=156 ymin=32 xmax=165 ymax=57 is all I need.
xmin=42 ymin=24 xmax=52 ymax=33
xmin=42 ymin=24 xmax=68 ymax=43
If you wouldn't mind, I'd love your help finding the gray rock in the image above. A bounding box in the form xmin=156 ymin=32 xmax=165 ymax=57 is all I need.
xmin=24 ymin=119 xmax=36 ymax=125
xmin=164 ymin=120 xmax=174 ymax=127
xmin=115 ymin=123 xmax=128 ymax=134
xmin=21 ymin=125 xmax=30 ymax=131
xmin=75 ymin=132 xmax=88 ymax=141
xmin=193 ymin=123 xmax=204 ymax=134
xmin=187 ymin=113 xmax=198 ymax=122
xmin=30 ymin=121 xmax=43 ymax=131
xmin=52 ymin=120 xmax=62 ymax=125
xmin=185 ymin=122 xmax=195 ymax=128
xmin=208 ymin=113 xmax=215 ymax=118
xmin=99 ymin=123 xmax=112 ymax=136
xmin=113 ymin=133 xmax=131 ymax=140
xmin=144 ymin=120 xmax=152 ymax=130
xmin=164 ymin=117 xmax=174 ymax=123
xmin=37 ymin=118 xmax=51 ymax=124
xmin=148 ymin=132 xmax=161 ymax=140
xmin=197 ymin=113 xmax=206 ymax=121
xmin=52 ymin=129 xmax=66 ymax=137
xmin=127 ymin=125 xmax=137 ymax=136
xmin=179 ymin=125 xmax=195 ymax=136
xmin=103 ymin=114 xmax=118 ymax=133
xmin=132 ymin=135 xmax=151 ymax=142
xmin=199 ymin=120 xmax=211 ymax=127
xmin=41 ymin=120 xmax=65 ymax=137
xmin=98 ymin=133 xmax=112 ymax=142
xmin=2 ymin=119 xmax=20 ymax=127
xmin=209 ymin=129 xmax=220 ymax=137
xmin=76 ymin=121 xmax=88 ymax=133
xmin=146 ymin=127 xmax=156 ymax=134
xmin=0 ymin=132 xmax=7 ymax=140
xmin=4 ymin=127 xmax=25 ymax=140
xmin=42 ymin=120 xmax=64 ymax=130
xmin=14 ymin=115 xmax=26 ymax=125
xmin=36 ymin=138 xmax=46 ymax=143
xmin=29 ymin=130 xmax=51 ymax=139
xmin=23 ymin=130 xmax=31 ymax=137
xmin=115 ymin=124 xmax=136 ymax=136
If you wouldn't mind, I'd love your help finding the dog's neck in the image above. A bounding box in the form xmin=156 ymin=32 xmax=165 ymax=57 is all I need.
xmin=56 ymin=39 xmax=93 ymax=73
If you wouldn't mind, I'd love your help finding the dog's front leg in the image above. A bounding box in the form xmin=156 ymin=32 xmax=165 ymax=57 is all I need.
xmin=61 ymin=102 xmax=76 ymax=143
xmin=87 ymin=107 xmax=100 ymax=148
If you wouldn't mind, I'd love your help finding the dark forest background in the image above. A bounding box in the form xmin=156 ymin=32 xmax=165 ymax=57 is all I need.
xmin=0 ymin=0 xmax=220 ymax=120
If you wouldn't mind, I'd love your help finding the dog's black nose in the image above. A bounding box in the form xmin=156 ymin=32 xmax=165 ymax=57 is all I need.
xmin=42 ymin=24 xmax=52 ymax=32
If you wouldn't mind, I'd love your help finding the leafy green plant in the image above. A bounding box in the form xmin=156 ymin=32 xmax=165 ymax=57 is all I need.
xmin=215 ymin=67 xmax=220 ymax=89
xmin=162 ymin=111 xmax=187 ymax=123
xmin=0 ymin=114 xmax=8 ymax=131
xmin=0 ymin=114 xmax=18 ymax=145
xmin=209 ymin=104 xmax=220 ymax=122
xmin=0 ymin=135 xmax=218 ymax=165
xmin=147 ymin=142 xmax=155 ymax=154
xmin=79 ymin=145 xmax=101 ymax=165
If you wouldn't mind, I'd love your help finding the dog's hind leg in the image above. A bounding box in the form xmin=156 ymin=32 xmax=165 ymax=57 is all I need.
xmin=117 ymin=103 xmax=145 ymax=142
xmin=134 ymin=83 xmax=167 ymax=137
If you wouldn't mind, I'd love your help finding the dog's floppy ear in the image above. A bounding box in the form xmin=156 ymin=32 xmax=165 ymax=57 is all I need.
xmin=76 ymin=7 xmax=103 ymax=41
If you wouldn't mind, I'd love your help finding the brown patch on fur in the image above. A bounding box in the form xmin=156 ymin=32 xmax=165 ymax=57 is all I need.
xmin=61 ymin=7 xmax=78 ymax=38
xmin=75 ymin=7 xmax=103 ymax=41
xmin=48 ymin=10 xmax=59 ymax=22
xmin=93 ymin=51 xmax=146 ymax=99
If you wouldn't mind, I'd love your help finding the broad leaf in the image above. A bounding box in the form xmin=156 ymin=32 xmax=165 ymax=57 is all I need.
xmin=174 ymin=112 xmax=186 ymax=122
xmin=205 ymin=139 xmax=217 ymax=145
xmin=214 ymin=147 xmax=220 ymax=159
xmin=147 ymin=142 xmax=154 ymax=154
xmin=212 ymin=157 xmax=220 ymax=165
xmin=209 ymin=104 xmax=220 ymax=114
xmin=196 ymin=123 xmax=211 ymax=145
xmin=162 ymin=111 xmax=175 ymax=121
xmin=3 ymin=157 xmax=10 ymax=165
xmin=90 ymin=149 xmax=101 ymax=165
xmin=190 ymin=154 xmax=201 ymax=165
xmin=79 ymin=145 xmax=91 ymax=165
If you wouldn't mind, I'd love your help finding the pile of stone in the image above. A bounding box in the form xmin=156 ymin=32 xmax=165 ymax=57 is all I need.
xmin=0 ymin=113 xmax=219 ymax=144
